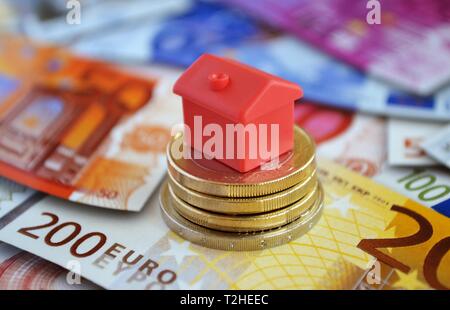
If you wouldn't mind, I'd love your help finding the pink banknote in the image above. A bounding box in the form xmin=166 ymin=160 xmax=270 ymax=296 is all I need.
xmin=227 ymin=0 xmax=450 ymax=95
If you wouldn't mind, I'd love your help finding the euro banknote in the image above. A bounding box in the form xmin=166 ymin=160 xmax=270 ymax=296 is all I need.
xmin=72 ymin=1 xmax=262 ymax=66
xmin=71 ymin=2 xmax=450 ymax=121
xmin=295 ymin=102 xmax=386 ymax=178
xmin=422 ymin=125 xmax=450 ymax=169
xmin=0 ymin=242 xmax=98 ymax=290
xmin=375 ymin=168 xmax=450 ymax=218
xmin=0 ymin=35 xmax=182 ymax=211
xmin=12 ymin=0 xmax=190 ymax=43
xmin=226 ymin=0 xmax=450 ymax=96
xmin=231 ymin=36 xmax=450 ymax=121
xmin=0 ymin=178 xmax=97 ymax=290
xmin=0 ymin=178 xmax=35 ymax=219
xmin=296 ymin=103 xmax=450 ymax=217
xmin=387 ymin=119 xmax=442 ymax=166
xmin=0 ymin=158 xmax=448 ymax=290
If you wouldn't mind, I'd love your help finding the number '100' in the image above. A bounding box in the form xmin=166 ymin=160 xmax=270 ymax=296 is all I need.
xmin=398 ymin=170 xmax=450 ymax=201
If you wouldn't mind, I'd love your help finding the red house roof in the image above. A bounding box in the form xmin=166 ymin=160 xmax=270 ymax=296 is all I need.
xmin=173 ymin=54 xmax=302 ymax=121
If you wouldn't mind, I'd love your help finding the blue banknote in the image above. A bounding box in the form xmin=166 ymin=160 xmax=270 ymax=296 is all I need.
xmin=150 ymin=1 xmax=260 ymax=67
xmin=72 ymin=1 xmax=261 ymax=65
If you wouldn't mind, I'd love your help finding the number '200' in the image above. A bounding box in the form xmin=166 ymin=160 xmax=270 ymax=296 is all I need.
xmin=18 ymin=212 xmax=107 ymax=258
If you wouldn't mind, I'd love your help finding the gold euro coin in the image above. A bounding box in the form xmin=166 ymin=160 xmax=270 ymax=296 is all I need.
xmin=168 ymin=168 xmax=318 ymax=214
xmin=159 ymin=181 xmax=324 ymax=251
xmin=168 ymin=181 xmax=320 ymax=232
xmin=167 ymin=126 xmax=316 ymax=197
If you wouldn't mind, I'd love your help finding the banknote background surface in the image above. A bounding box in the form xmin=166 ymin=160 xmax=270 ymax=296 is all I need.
xmin=0 ymin=158 xmax=448 ymax=290
xmin=0 ymin=0 xmax=449 ymax=291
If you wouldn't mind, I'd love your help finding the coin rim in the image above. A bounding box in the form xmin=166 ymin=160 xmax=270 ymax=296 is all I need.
xmin=168 ymin=168 xmax=318 ymax=214
xmin=167 ymin=126 xmax=317 ymax=197
xmin=159 ymin=180 xmax=324 ymax=251
xmin=168 ymin=181 xmax=320 ymax=232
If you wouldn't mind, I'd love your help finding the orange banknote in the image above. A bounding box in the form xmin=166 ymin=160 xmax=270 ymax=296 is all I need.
xmin=0 ymin=35 xmax=182 ymax=211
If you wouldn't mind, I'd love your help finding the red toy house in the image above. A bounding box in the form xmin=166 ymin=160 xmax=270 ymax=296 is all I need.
xmin=173 ymin=54 xmax=303 ymax=172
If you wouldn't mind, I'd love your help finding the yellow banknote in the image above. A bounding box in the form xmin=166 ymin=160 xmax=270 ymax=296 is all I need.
xmin=0 ymin=158 xmax=448 ymax=289
xmin=234 ymin=158 xmax=450 ymax=290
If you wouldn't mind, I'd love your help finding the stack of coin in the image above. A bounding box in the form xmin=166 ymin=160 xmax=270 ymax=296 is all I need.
xmin=159 ymin=126 xmax=323 ymax=251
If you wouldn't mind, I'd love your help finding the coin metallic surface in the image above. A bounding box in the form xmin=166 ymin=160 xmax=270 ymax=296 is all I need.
xmin=168 ymin=168 xmax=318 ymax=214
xmin=159 ymin=181 xmax=324 ymax=251
xmin=167 ymin=126 xmax=316 ymax=197
xmin=168 ymin=181 xmax=321 ymax=232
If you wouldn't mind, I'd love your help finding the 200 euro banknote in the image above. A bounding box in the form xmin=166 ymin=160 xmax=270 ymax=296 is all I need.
xmin=0 ymin=158 xmax=448 ymax=290
xmin=0 ymin=242 xmax=99 ymax=290
xmin=0 ymin=178 xmax=97 ymax=289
